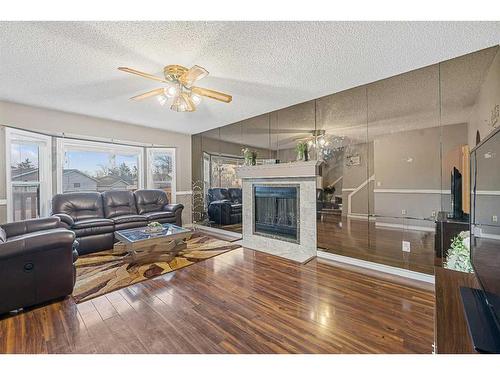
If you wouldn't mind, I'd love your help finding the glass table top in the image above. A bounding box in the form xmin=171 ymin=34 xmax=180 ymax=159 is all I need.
xmin=115 ymin=223 xmax=191 ymax=243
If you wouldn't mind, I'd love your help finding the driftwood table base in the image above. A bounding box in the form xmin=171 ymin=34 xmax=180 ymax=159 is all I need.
xmin=113 ymin=235 xmax=192 ymax=265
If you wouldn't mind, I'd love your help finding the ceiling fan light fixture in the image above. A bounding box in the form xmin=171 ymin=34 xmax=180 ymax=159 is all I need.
xmin=165 ymin=85 xmax=179 ymax=98
xmin=191 ymin=93 xmax=202 ymax=106
xmin=157 ymin=95 xmax=167 ymax=106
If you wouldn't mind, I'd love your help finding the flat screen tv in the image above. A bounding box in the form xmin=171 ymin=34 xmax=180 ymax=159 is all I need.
xmin=463 ymin=126 xmax=500 ymax=353
xmin=451 ymin=167 xmax=463 ymax=219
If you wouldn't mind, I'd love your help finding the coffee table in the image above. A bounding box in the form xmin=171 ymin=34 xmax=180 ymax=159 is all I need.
xmin=113 ymin=224 xmax=193 ymax=264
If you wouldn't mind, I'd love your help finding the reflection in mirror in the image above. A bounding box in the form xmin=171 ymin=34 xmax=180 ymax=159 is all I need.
xmin=365 ymin=64 xmax=440 ymax=274
xmin=275 ymin=101 xmax=315 ymax=163
xmin=315 ymin=86 xmax=369 ymax=257
xmin=189 ymin=45 xmax=500 ymax=277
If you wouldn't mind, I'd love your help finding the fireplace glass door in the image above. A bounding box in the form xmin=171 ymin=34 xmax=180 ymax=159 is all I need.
xmin=253 ymin=185 xmax=299 ymax=242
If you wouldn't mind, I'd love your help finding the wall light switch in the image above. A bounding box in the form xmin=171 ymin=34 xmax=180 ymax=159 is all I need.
xmin=401 ymin=209 xmax=407 ymax=215
xmin=377 ymin=181 xmax=382 ymax=187
xmin=493 ymin=215 xmax=498 ymax=223
xmin=402 ymin=241 xmax=411 ymax=252
xmin=431 ymin=211 xmax=436 ymax=218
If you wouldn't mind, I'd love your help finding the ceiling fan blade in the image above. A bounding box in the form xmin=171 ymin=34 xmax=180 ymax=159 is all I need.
xmin=118 ymin=67 xmax=169 ymax=83
xmin=179 ymin=65 xmax=209 ymax=87
xmin=130 ymin=88 xmax=165 ymax=101
xmin=191 ymin=86 xmax=232 ymax=103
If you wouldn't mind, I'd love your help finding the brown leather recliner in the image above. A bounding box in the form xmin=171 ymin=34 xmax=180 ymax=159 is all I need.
xmin=0 ymin=217 xmax=78 ymax=315
xmin=52 ymin=189 xmax=184 ymax=255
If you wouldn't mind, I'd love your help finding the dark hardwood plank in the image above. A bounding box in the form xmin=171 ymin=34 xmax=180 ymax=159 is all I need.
xmin=0 ymin=247 xmax=435 ymax=354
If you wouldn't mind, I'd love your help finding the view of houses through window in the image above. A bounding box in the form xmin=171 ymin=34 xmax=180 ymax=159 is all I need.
xmin=62 ymin=149 xmax=140 ymax=193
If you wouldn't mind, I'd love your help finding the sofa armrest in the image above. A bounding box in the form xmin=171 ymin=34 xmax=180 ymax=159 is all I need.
xmin=1 ymin=217 xmax=62 ymax=238
xmin=52 ymin=213 xmax=75 ymax=228
xmin=163 ymin=203 xmax=184 ymax=213
xmin=0 ymin=229 xmax=75 ymax=260
xmin=162 ymin=204 xmax=184 ymax=226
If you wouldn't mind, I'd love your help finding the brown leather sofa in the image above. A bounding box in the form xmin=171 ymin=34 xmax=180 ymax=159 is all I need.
xmin=52 ymin=189 xmax=183 ymax=255
xmin=0 ymin=217 xmax=78 ymax=315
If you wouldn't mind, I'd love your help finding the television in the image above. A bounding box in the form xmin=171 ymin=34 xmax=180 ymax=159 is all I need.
xmin=461 ymin=126 xmax=500 ymax=353
xmin=450 ymin=167 xmax=463 ymax=219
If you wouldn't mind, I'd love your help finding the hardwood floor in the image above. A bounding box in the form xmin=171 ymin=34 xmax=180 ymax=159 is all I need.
xmin=318 ymin=216 xmax=435 ymax=275
xmin=0 ymin=247 xmax=435 ymax=354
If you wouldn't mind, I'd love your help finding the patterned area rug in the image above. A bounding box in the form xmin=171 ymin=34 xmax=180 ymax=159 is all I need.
xmin=72 ymin=232 xmax=240 ymax=303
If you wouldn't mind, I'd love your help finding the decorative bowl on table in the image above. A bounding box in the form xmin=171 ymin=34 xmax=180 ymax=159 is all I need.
xmin=144 ymin=222 xmax=163 ymax=234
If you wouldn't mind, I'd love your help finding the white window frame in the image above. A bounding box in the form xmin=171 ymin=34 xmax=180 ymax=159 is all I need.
xmin=56 ymin=138 xmax=144 ymax=193
xmin=5 ymin=128 xmax=52 ymax=222
xmin=146 ymin=147 xmax=176 ymax=203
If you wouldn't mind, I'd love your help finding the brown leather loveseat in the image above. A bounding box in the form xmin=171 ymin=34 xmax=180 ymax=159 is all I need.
xmin=52 ymin=189 xmax=183 ymax=255
xmin=0 ymin=217 xmax=77 ymax=315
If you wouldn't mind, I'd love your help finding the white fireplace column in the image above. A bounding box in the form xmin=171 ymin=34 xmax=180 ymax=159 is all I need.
xmin=237 ymin=160 xmax=321 ymax=263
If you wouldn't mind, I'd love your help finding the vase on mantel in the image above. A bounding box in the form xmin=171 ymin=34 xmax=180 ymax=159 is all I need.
xmin=242 ymin=147 xmax=257 ymax=166
xmin=295 ymin=142 xmax=309 ymax=161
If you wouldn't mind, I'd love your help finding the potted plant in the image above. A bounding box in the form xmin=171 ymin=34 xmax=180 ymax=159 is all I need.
xmin=242 ymin=148 xmax=257 ymax=166
xmin=145 ymin=221 xmax=163 ymax=233
xmin=445 ymin=231 xmax=473 ymax=273
xmin=295 ymin=142 xmax=309 ymax=161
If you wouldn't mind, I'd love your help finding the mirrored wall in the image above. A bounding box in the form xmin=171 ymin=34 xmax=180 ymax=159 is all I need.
xmin=192 ymin=46 xmax=500 ymax=275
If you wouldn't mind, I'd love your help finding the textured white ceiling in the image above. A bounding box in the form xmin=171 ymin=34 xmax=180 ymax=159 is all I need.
xmin=1 ymin=21 xmax=499 ymax=135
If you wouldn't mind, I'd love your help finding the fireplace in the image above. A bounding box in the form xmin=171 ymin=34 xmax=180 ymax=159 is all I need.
xmin=253 ymin=185 xmax=299 ymax=242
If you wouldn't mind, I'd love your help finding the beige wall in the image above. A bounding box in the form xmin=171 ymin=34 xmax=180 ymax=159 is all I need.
xmin=468 ymin=48 xmax=500 ymax=146
xmin=0 ymin=101 xmax=192 ymax=224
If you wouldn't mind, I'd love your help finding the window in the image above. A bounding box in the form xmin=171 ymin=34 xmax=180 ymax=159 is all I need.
xmin=57 ymin=139 xmax=144 ymax=193
xmin=205 ymin=153 xmax=243 ymax=189
xmin=147 ymin=148 xmax=176 ymax=202
xmin=5 ymin=128 xmax=52 ymax=222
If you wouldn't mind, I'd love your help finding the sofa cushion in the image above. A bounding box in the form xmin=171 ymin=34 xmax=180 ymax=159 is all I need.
xmin=112 ymin=214 xmax=147 ymax=225
xmin=73 ymin=218 xmax=114 ymax=229
xmin=102 ymin=190 xmax=138 ymax=218
xmin=52 ymin=192 xmax=105 ymax=221
xmin=134 ymin=189 xmax=169 ymax=214
xmin=72 ymin=218 xmax=113 ymax=237
xmin=0 ymin=227 xmax=6 ymax=243
xmin=141 ymin=211 xmax=175 ymax=221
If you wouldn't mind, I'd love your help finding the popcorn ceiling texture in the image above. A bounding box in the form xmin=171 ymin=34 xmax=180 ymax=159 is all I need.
xmin=0 ymin=21 xmax=499 ymax=134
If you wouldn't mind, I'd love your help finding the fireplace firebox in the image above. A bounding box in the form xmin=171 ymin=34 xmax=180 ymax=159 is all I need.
xmin=253 ymin=185 xmax=299 ymax=242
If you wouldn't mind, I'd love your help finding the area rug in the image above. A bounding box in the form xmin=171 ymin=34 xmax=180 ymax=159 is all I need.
xmin=72 ymin=232 xmax=240 ymax=303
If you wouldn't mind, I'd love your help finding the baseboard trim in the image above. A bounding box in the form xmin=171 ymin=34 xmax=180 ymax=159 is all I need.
xmin=176 ymin=190 xmax=193 ymax=195
xmin=347 ymin=214 xmax=376 ymax=221
xmin=317 ymin=251 xmax=435 ymax=284
xmin=375 ymin=221 xmax=436 ymax=233
xmin=188 ymin=224 xmax=242 ymax=240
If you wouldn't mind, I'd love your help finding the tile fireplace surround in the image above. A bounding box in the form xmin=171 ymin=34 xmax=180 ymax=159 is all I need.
xmin=237 ymin=160 xmax=321 ymax=263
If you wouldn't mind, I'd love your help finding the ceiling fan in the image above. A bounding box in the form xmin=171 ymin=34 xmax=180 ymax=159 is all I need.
xmin=118 ymin=64 xmax=232 ymax=112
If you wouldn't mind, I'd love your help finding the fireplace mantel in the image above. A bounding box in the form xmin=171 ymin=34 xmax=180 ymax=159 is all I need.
xmin=237 ymin=160 xmax=322 ymax=179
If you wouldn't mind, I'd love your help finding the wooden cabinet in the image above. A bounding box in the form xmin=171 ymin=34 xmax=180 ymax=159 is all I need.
xmin=435 ymin=266 xmax=480 ymax=353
